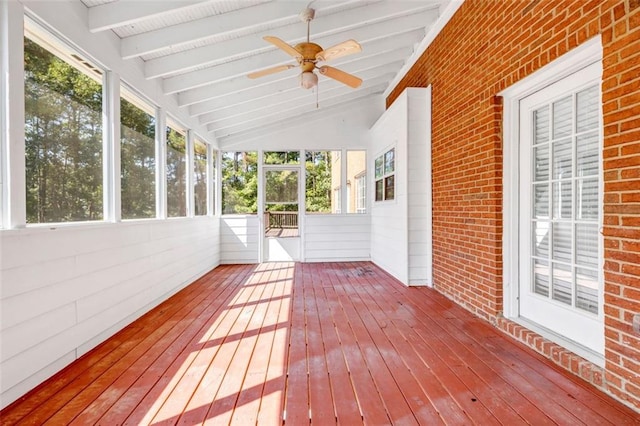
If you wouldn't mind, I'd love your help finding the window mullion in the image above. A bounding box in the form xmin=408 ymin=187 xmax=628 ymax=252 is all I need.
xmin=156 ymin=108 xmax=167 ymax=219
xmin=1 ymin=1 xmax=26 ymax=228
xmin=207 ymin=143 xmax=214 ymax=216
xmin=103 ymin=70 xmax=121 ymax=222
xmin=186 ymin=130 xmax=195 ymax=217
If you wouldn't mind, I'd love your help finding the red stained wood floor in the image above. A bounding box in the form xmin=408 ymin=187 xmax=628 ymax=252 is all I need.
xmin=1 ymin=262 xmax=638 ymax=425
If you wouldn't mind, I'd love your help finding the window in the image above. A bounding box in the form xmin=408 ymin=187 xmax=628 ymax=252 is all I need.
xmin=375 ymin=148 xmax=395 ymax=202
xmin=24 ymin=31 xmax=104 ymax=223
xmin=529 ymin=85 xmax=601 ymax=314
xmin=120 ymin=87 xmax=156 ymax=219
xmin=194 ymin=138 xmax=207 ymax=216
xmin=304 ymin=151 xmax=332 ymax=213
xmin=166 ymin=120 xmax=187 ymax=217
xmin=221 ymin=151 xmax=257 ymax=214
xmin=346 ymin=150 xmax=366 ymax=213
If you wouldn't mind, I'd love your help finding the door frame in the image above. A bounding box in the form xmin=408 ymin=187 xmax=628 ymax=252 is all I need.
xmin=499 ymin=36 xmax=604 ymax=365
xmin=258 ymin=158 xmax=304 ymax=263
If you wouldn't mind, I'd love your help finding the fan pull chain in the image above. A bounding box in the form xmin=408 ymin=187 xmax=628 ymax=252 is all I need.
xmin=316 ymin=84 xmax=319 ymax=109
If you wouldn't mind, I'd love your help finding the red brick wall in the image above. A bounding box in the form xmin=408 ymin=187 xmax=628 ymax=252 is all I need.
xmin=387 ymin=0 xmax=640 ymax=411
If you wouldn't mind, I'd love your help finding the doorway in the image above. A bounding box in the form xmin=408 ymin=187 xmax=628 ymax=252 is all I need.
xmin=262 ymin=167 xmax=301 ymax=261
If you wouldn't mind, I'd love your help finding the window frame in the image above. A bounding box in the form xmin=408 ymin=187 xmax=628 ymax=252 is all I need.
xmin=24 ymin=21 xmax=109 ymax=225
xmin=165 ymin=117 xmax=188 ymax=218
xmin=374 ymin=147 xmax=395 ymax=202
xmin=119 ymin=83 xmax=158 ymax=220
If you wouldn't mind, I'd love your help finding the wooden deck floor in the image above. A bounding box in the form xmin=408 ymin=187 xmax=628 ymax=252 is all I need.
xmin=1 ymin=262 xmax=638 ymax=425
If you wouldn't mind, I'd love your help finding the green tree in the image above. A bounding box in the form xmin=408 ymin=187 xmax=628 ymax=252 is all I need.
xmin=221 ymin=151 xmax=257 ymax=214
xmin=166 ymin=127 xmax=187 ymax=217
xmin=305 ymin=151 xmax=332 ymax=213
xmin=25 ymin=37 xmax=103 ymax=223
xmin=120 ymin=97 xmax=156 ymax=219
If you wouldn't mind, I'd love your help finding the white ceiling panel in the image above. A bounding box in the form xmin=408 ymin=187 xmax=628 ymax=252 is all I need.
xmin=81 ymin=0 xmax=451 ymax=142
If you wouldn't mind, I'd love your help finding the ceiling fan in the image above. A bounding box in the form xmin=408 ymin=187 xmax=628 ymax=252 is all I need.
xmin=248 ymin=7 xmax=363 ymax=90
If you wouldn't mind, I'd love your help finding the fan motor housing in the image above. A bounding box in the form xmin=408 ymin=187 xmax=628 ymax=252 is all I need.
xmin=294 ymin=42 xmax=323 ymax=72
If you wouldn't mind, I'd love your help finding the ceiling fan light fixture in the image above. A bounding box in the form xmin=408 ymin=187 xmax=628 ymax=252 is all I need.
xmin=300 ymin=71 xmax=318 ymax=89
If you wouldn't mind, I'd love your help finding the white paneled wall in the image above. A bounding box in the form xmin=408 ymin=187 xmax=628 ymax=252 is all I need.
xmin=407 ymin=88 xmax=432 ymax=285
xmin=304 ymin=214 xmax=370 ymax=262
xmin=370 ymin=92 xmax=409 ymax=284
xmin=0 ymin=218 xmax=220 ymax=408
xmin=369 ymin=87 xmax=432 ymax=286
xmin=220 ymin=216 xmax=259 ymax=264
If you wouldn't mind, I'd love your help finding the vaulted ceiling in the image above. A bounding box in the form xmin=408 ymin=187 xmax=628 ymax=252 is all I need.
xmin=80 ymin=0 xmax=450 ymax=143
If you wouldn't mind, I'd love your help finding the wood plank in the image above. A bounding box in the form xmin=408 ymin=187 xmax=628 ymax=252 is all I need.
xmin=230 ymin=264 xmax=287 ymax=424
xmin=343 ymin=262 xmax=445 ymax=425
xmin=203 ymin=265 xmax=278 ymax=425
xmin=301 ymin=263 xmax=337 ymax=424
xmin=48 ymin=267 xmax=248 ymax=425
xmin=309 ymin=263 xmax=363 ymax=425
xmin=2 ymin=262 xmax=638 ymax=426
xmin=390 ymin=279 xmax=621 ymax=425
xmin=257 ymin=263 xmax=294 ymax=425
xmin=329 ymin=264 xmax=419 ymax=425
xmin=160 ymin=265 xmax=269 ymax=425
xmin=283 ymin=262 xmax=310 ymax=425
xmin=322 ymin=265 xmax=391 ymax=424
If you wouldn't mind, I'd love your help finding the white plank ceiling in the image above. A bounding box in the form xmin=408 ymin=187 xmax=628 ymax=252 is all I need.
xmin=80 ymin=0 xmax=449 ymax=143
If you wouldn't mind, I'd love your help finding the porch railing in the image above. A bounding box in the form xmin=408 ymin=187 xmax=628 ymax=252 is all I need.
xmin=265 ymin=211 xmax=298 ymax=229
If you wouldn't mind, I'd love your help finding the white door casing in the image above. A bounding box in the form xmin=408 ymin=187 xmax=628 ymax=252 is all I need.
xmin=501 ymin=37 xmax=604 ymax=364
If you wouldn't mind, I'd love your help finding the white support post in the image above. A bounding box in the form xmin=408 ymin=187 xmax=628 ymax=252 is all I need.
xmin=257 ymin=150 xmax=264 ymax=263
xmin=299 ymin=149 xmax=305 ymax=262
xmin=186 ymin=130 xmax=195 ymax=217
xmin=156 ymin=108 xmax=167 ymax=219
xmin=0 ymin=0 xmax=26 ymax=228
xmin=215 ymin=148 xmax=221 ymax=217
xmin=103 ymin=70 xmax=121 ymax=222
xmin=207 ymin=142 xmax=214 ymax=216
xmin=341 ymin=148 xmax=347 ymax=215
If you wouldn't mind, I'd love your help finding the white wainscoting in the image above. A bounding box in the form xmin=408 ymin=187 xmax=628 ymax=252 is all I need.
xmin=0 ymin=217 xmax=220 ymax=409
xmin=303 ymin=214 xmax=371 ymax=262
xmin=220 ymin=215 xmax=260 ymax=264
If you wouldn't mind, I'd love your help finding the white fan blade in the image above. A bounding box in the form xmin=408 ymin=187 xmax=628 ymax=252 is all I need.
xmin=248 ymin=64 xmax=296 ymax=79
xmin=318 ymin=66 xmax=362 ymax=88
xmin=264 ymin=36 xmax=303 ymax=60
xmin=316 ymin=39 xmax=361 ymax=62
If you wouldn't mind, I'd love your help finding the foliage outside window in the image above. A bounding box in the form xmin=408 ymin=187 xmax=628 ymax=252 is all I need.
xmin=264 ymin=151 xmax=300 ymax=165
xmin=120 ymin=87 xmax=156 ymax=219
xmin=305 ymin=151 xmax=332 ymax=213
xmin=24 ymin=34 xmax=104 ymax=223
xmin=166 ymin=121 xmax=187 ymax=217
xmin=194 ymin=138 xmax=207 ymax=216
xmin=375 ymin=148 xmax=395 ymax=202
xmin=222 ymin=151 xmax=257 ymax=214
xmin=346 ymin=150 xmax=366 ymax=213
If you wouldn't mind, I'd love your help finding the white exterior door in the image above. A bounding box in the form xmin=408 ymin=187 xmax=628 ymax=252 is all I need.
xmin=518 ymin=61 xmax=604 ymax=355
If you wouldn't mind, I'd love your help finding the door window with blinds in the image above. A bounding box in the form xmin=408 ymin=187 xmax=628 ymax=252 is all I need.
xmin=518 ymin=60 xmax=603 ymax=355
xmin=531 ymin=85 xmax=600 ymax=313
